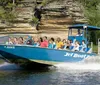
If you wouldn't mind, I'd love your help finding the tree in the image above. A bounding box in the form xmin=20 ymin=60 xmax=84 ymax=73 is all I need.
xmin=0 ymin=0 xmax=23 ymax=23
xmin=77 ymin=0 xmax=100 ymax=44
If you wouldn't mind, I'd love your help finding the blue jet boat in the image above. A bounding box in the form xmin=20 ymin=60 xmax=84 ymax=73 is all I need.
xmin=0 ymin=24 xmax=99 ymax=69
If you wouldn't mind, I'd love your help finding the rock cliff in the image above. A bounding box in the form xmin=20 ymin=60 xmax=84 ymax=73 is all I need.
xmin=0 ymin=0 xmax=86 ymax=34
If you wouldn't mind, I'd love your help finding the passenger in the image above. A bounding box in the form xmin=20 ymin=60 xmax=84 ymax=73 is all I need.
xmin=66 ymin=40 xmax=71 ymax=48
xmin=62 ymin=39 xmax=67 ymax=45
xmin=6 ymin=37 xmax=13 ymax=44
xmin=62 ymin=39 xmax=67 ymax=49
xmin=76 ymin=33 xmax=83 ymax=36
xmin=13 ymin=37 xmax=19 ymax=44
xmin=56 ymin=37 xmax=64 ymax=49
xmin=73 ymin=41 xmax=80 ymax=51
xmin=40 ymin=36 xmax=48 ymax=48
xmin=48 ymin=37 xmax=56 ymax=49
xmin=33 ymin=37 xmax=39 ymax=47
xmin=25 ymin=36 xmax=33 ymax=45
xmin=70 ymin=40 xmax=74 ymax=46
xmin=18 ymin=37 xmax=23 ymax=44
xmin=39 ymin=37 xmax=43 ymax=43
xmin=81 ymin=40 xmax=87 ymax=51
xmin=23 ymin=35 xmax=28 ymax=44
xmin=48 ymin=39 xmax=53 ymax=48
xmin=51 ymin=37 xmax=56 ymax=45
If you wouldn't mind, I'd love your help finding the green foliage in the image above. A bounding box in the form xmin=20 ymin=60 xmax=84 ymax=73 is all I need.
xmin=41 ymin=0 xmax=48 ymax=6
xmin=76 ymin=0 xmax=100 ymax=7
xmin=84 ymin=7 xmax=100 ymax=26
xmin=77 ymin=0 xmax=100 ymax=44
xmin=32 ymin=17 xmax=39 ymax=25
xmin=0 ymin=0 xmax=23 ymax=23
xmin=0 ymin=7 xmax=6 ymax=19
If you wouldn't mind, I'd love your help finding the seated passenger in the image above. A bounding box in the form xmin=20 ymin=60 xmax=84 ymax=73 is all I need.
xmin=39 ymin=37 xmax=43 ymax=45
xmin=70 ymin=40 xmax=75 ymax=46
xmin=62 ymin=39 xmax=66 ymax=45
xmin=51 ymin=37 xmax=56 ymax=45
xmin=13 ymin=37 xmax=19 ymax=44
xmin=24 ymin=35 xmax=33 ymax=45
xmin=66 ymin=40 xmax=71 ymax=49
xmin=48 ymin=37 xmax=56 ymax=49
xmin=73 ymin=41 xmax=80 ymax=51
xmin=33 ymin=37 xmax=39 ymax=47
xmin=48 ymin=39 xmax=53 ymax=49
xmin=81 ymin=40 xmax=87 ymax=51
xmin=56 ymin=37 xmax=64 ymax=49
xmin=62 ymin=39 xmax=67 ymax=49
xmin=18 ymin=37 xmax=24 ymax=44
xmin=6 ymin=37 xmax=13 ymax=44
xmin=40 ymin=36 xmax=48 ymax=48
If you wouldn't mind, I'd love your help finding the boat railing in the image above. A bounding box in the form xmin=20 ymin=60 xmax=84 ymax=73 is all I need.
xmin=0 ymin=35 xmax=95 ymax=54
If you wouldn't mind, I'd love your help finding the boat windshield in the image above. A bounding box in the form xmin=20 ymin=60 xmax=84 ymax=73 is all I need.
xmin=68 ymin=28 xmax=84 ymax=36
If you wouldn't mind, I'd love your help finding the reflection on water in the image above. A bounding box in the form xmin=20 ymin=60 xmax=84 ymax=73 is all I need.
xmin=0 ymin=56 xmax=100 ymax=85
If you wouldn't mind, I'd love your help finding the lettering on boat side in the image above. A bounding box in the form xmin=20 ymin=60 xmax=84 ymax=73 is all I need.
xmin=64 ymin=52 xmax=87 ymax=58
xmin=4 ymin=45 xmax=15 ymax=49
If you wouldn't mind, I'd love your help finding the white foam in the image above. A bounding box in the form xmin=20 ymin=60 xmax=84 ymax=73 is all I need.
xmin=55 ymin=62 xmax=100 ymax=71
xmin=0 ymin=62 xmax=20 ymax=70
xmin=55 ymin=55 xmax=100 ymax=71
xmin=0 ymin=62 xmax=10 ymax=67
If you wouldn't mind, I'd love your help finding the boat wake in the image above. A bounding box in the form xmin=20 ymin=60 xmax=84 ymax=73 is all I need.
xmin=54 ymin=55 xmax=100 ymax=71
xmin=0 ymin=62 xmax=21 ymax=70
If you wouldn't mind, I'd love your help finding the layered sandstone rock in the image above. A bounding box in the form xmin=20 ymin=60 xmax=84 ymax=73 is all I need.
xmin=0 ymin=0 xmax=86 ymax=34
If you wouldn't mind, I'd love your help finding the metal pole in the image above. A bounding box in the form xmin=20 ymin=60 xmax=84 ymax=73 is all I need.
xmin=91 ymin=42 xmax=93 ymax=53
xmin=84 ymin=26 xmax=88 ymax=48
xmin=98 ymin=38 xmax=100 ymax=55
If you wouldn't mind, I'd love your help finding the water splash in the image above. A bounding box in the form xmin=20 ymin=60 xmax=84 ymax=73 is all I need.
xmin=83 ymin=55 xmax=100 ymax=63
xmin=55 ymin=63 xmax=100 ymax=70
xmin=55 ymin=55 xmax=100 ymax=71
xmin=0 ymin=62 xmax=21 ymax=70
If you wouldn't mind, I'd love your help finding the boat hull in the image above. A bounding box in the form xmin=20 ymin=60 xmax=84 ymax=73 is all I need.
xmin=0 ymin=45 xmax=96 ymax=68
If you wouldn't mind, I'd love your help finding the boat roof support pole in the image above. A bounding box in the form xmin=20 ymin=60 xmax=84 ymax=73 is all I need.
xmin=91 ymin=42 xmax=93 ymax=53
xmin=98 ymin=38 xmax=100 ymax=55
xmin=85 ymin=28 xmax=88 ymax=48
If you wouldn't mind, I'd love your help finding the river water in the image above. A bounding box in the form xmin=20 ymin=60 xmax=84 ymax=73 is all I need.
xmin=0 ymin=56 xmax=100 ymax=85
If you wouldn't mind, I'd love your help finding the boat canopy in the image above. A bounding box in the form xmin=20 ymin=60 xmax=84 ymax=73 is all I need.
xmin=69 ymin=24 xmax=100 ymax=30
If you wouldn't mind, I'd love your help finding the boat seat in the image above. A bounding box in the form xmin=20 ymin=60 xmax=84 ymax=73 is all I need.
xmin=33 ymin=43 xmax=39 ymax=47
xmin=62 ymin=45 xmax=66 ymax=50
xmin=69 ymin=46 xmax=74 ymax=51
xmin=53 ymin=44 xmax=57 ymax=49
xmin=85 ymin=48 xmax=92 ymax=53
xmin=48 ymin=44 xmax=53 ymax=49
xmin=79 ymin=47 xmax=82 ymax=51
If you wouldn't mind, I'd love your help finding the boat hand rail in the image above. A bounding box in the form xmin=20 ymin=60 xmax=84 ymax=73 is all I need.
xmin=0 ymin=44 xmax=96 ymax=55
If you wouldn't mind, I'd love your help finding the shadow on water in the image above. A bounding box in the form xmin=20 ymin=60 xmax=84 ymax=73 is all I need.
xmin=0 ymin=61 xmax=56 ymax=72
xmin=0 ymin=62 xmax=58 ymax=85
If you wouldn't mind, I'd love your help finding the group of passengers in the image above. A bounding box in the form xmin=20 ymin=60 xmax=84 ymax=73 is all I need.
xmin=6 ymin=36 xmax=87 ymax=52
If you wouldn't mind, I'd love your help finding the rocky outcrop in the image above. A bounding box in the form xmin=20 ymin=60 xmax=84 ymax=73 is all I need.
xmin=0 ymin=0 xmax=86 ymax=34
xmin=39 ymin=0 xmax=86 ymax=30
